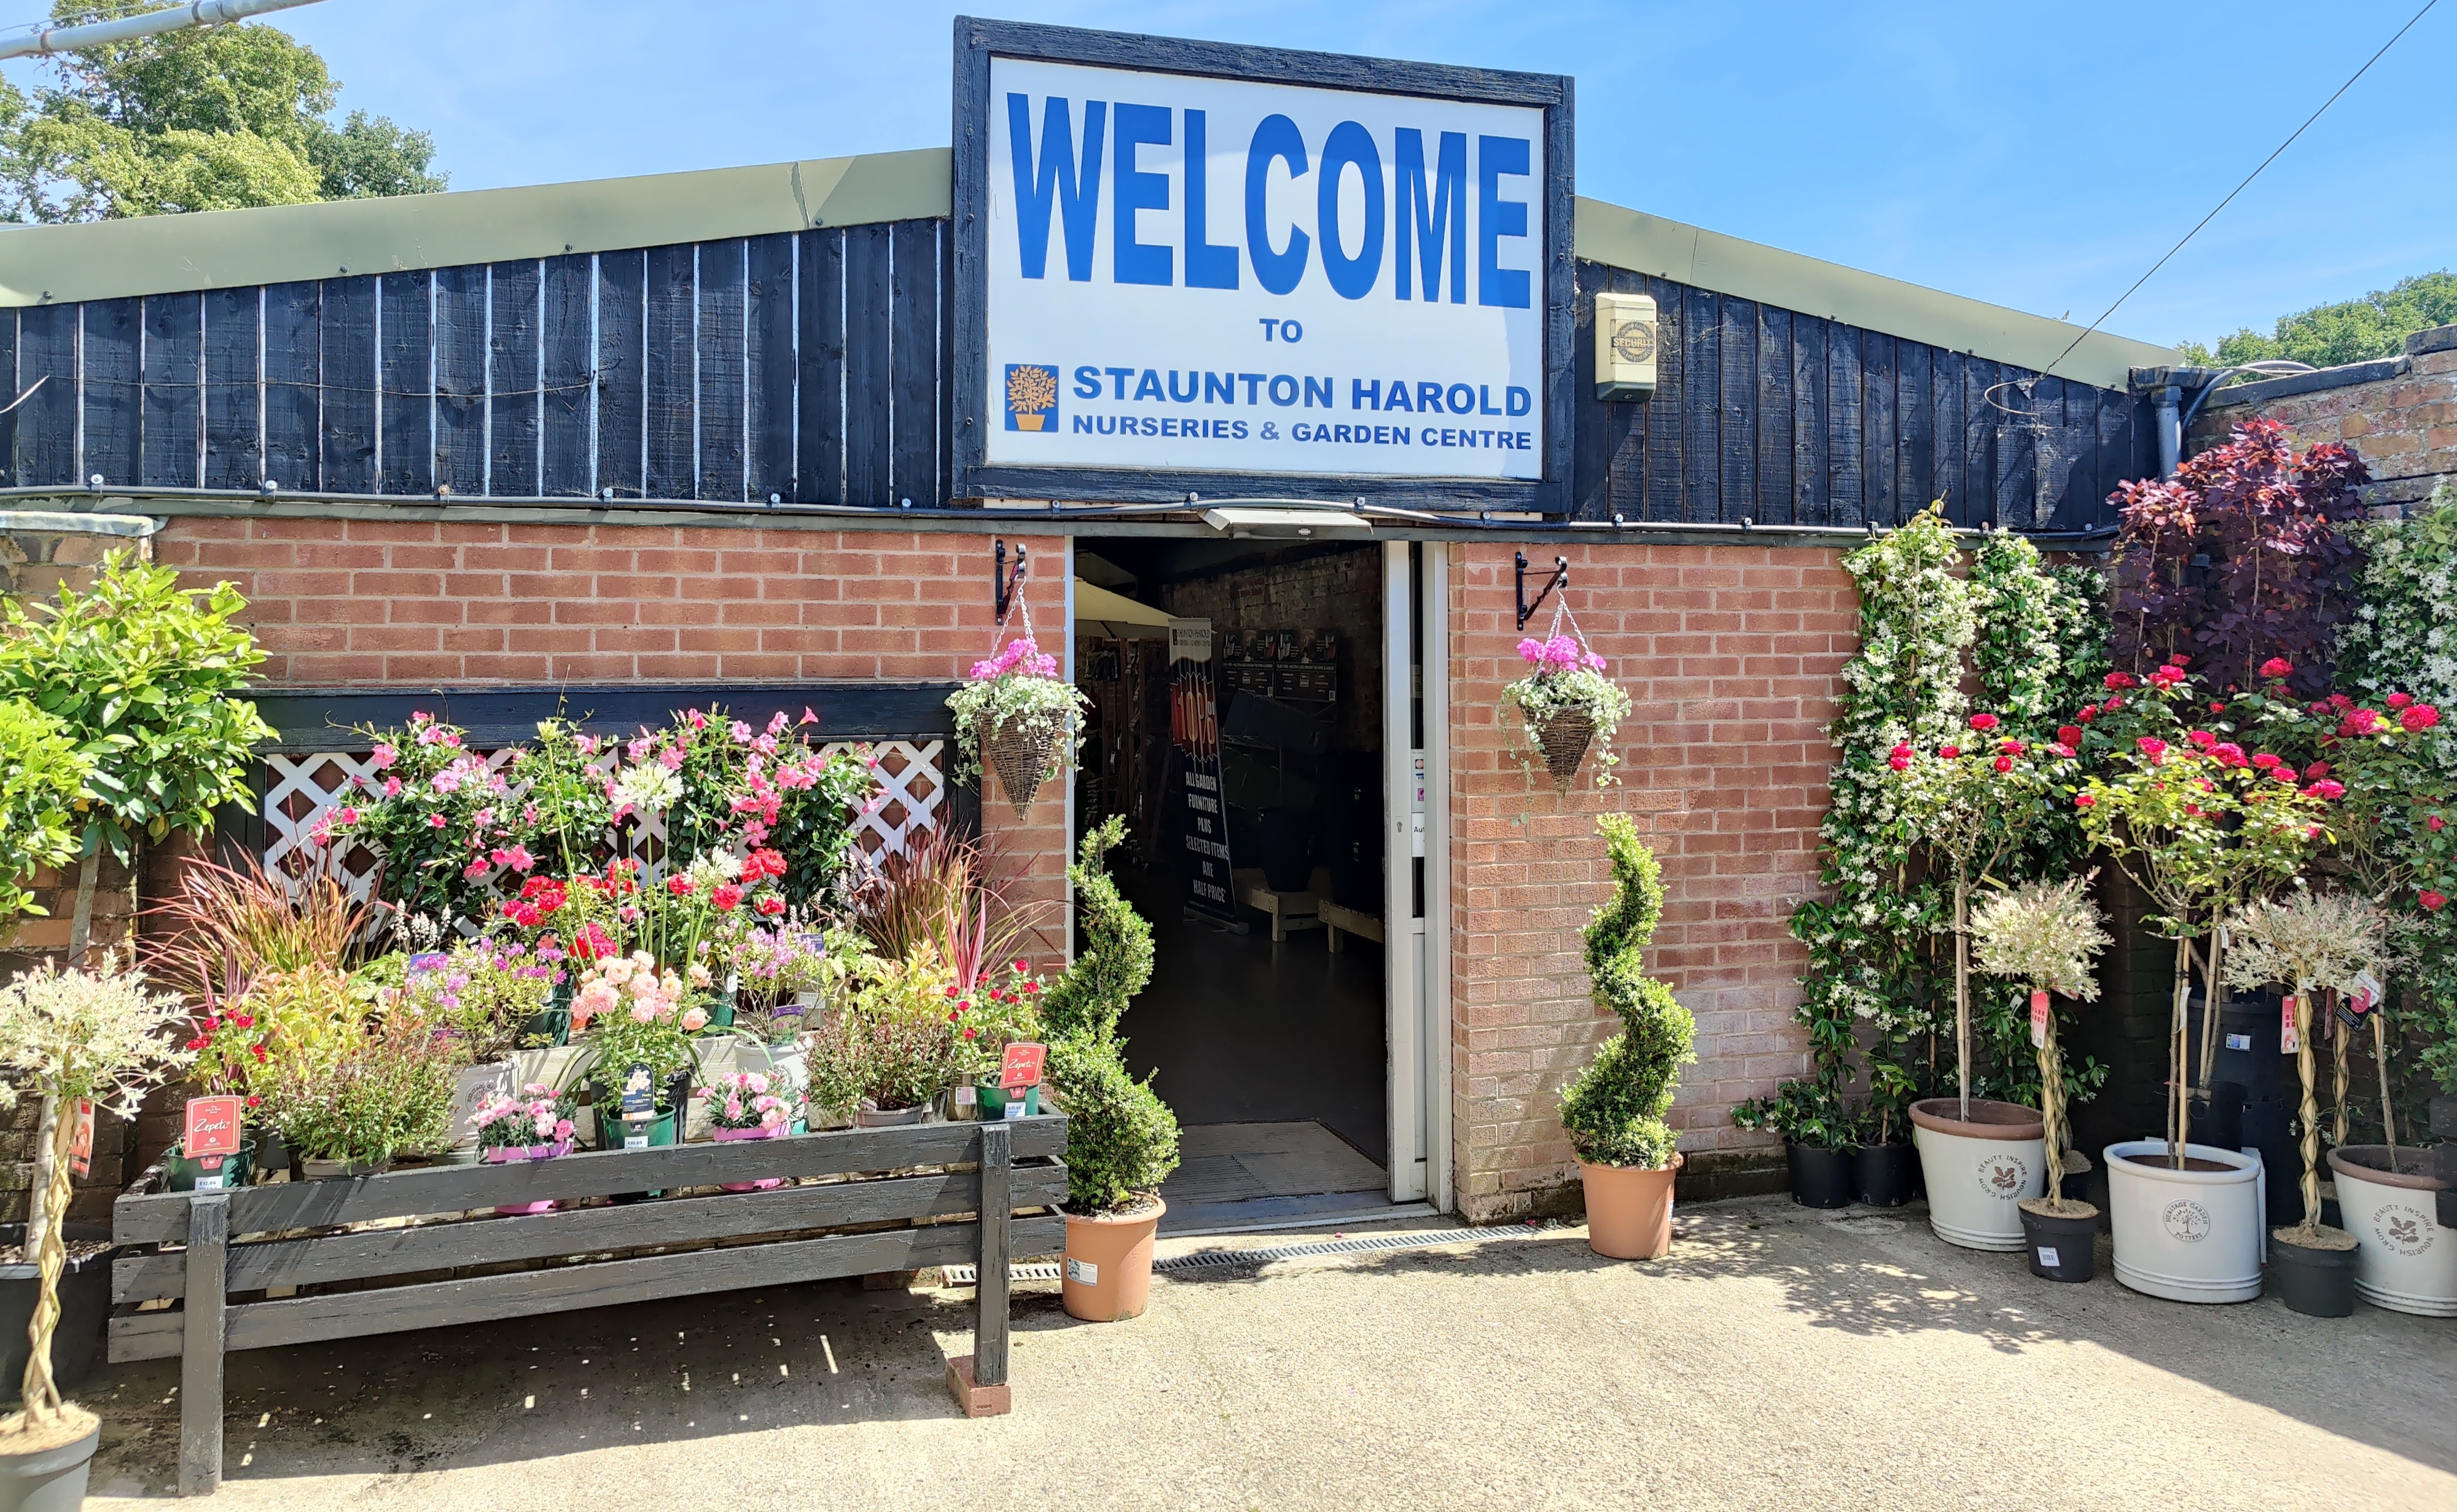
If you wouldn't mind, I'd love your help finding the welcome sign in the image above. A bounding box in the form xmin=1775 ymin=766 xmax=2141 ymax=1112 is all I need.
xmin=953 ymin=18 xmax=1572 ymax=510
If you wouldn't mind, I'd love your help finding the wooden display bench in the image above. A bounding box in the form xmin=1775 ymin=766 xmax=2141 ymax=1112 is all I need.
xmin=1232 ymin=867 xmax=1334 ymax=943
xmin=110 ymin=1116 xmax=1066 ymax=1495
xmin=1316 ymin=899 xmax=1384 ymax=953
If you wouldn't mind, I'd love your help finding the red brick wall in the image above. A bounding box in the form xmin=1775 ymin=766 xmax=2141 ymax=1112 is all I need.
xmin=1447 ymin=540 xmax=1856 ymax=1221
xmin=2185 ymin=324 xmax=2457 ymax=507
xmin=148 ymin=516 xmax=1071 ymax=951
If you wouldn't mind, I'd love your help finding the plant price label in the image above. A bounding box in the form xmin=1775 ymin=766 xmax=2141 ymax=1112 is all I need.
xmin=954 ymin=1085 xmax=976 ymax=1107
xmin=184 ymin=1094 xmax=246 ymax=1158
xmin=1066 ymin=1257 xmax=1097 ymax=1286
xmin=1001 ymin=1042 xmax=1047 ymax=1091
xmin=624 ymin=1134 xmax=649 ymax=1150
xmin=2036 ymin=1246 xmax=2060 ymax=1268
xmin=1002 ymin=1100 xmax=1025 ymax=1120
xmin=194 ymin=1172 xmax=224 ymax=1191
xmin=2029 ymin=991 xmax=2047 ymax=1049
xmin=2279 ymin=996 xmax=2300 ymax=1054
xmin=69 ymin=1098 xmax=95 ymax=1179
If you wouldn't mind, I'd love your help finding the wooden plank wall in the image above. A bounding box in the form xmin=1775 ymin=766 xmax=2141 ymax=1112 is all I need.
xmin=0 ymin=224 xmax=2144 ymax=529
xmin=0 ymin=222 xmax=950 ymax=509
xmin=1569 ymin=259 xmax=2148 ymax=530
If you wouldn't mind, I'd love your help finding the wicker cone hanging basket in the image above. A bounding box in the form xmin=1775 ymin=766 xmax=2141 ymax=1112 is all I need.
xmin=1533 ymin=710 xmax=1596 ymax=782
xmin=979 ymin=716 xmax=1061 ymax=819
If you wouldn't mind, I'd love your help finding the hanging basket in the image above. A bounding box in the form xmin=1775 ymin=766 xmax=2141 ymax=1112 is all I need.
xmin=1533 ymin=710 xmax=1596 ymax=781
xmin=978 ymin=715 xmax=1061 ymax=819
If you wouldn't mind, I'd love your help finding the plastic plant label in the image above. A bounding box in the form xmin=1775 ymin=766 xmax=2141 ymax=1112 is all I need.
xmin=2029 ymin=991 xmax=2048 ymax=1049
xmin=954 ymin=1085 xmax=976 ymax=1107
xmin=1002 ymin=1099 xmax=1025 ymax=1120
xmin=195 ymin=1172 xmax=225 ymax=1191
xmin=1065 ymin=1257 xmax=1098 ymax=1285
xmin=69 ymin=1098 xmax=95 ymax=1179
xmin=1000 ymin=1042 xmax=1048 ymax=1091
xmin=184 ymin=1094 xmax=245 ymax=1158
xmin=2224 ymin=1033 xmax=2251 ymax=1051
xmin=2036 ymin=1245 xmax=2060 ymax=1268
xmin=624 ymin=1132 xmax=649 ymax=1150
xmin=2279 ymin=995 xmax=2299 ymax=1054
xmin=619 ymin=1062 xmax=655 ymax=1116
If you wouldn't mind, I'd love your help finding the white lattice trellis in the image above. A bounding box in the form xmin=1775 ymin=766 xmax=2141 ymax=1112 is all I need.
xmin=260 ymin=739 xmax=947 ymax=903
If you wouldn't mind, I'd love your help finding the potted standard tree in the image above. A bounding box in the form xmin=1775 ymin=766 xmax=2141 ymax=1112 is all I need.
xmin=1971 ymin=876 xmax=2112 ymax=1283
xmin=1042 ymin=820 xmax=1181 ymax=1322
xmin=1560 ymin=817 xmax=1696 ymax=1258
xmin=2225 ymin=890 xmax=2386 ymax=1316
xmin=0 ymin=959 xmax=193 ymax=1508
xmin=1893 ymin=714 xmax=2069 ymax=1250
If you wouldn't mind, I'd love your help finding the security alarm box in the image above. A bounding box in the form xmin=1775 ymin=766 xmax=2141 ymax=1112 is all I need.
xmin=1595 ymin=291 xmax=1658 ymax=400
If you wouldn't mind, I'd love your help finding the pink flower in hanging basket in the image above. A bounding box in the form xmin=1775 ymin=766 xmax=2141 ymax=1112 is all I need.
xmin=970 ymin=636 xmax=1058 ymax=680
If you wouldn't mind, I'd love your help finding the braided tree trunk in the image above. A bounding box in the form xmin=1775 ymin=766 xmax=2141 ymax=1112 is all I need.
xmin=2292 ymin=993 xmax=2322 ymax=1237
xmin=2034 ymin=992 xmax=2070 ymax=1207
xmin=17 ymin=1097 xmax=75 ymax=1422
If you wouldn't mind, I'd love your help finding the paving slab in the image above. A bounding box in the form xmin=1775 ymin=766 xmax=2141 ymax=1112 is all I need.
xmin=79 ymin=1194 xmax=2456 ymax=1510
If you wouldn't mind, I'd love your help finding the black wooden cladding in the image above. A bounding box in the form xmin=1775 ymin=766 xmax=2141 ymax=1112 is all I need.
xmin=1569 ymin=260 xmax=2148 ymax=530
xmin=1 ymin=220 xmax=2141 ymax=529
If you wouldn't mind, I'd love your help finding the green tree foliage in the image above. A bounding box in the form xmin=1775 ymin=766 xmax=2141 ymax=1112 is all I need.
xmin=0 ymin=550 xmax=271 ymax=866
xmin=2178 ymin=271 xmax=2457 ymax=373
xmin=1559 ymin=816 xmax=1694 ymax=1169
xmin=1041 ymin=817 xmax=1179 ymax=1212
xmin=0 ymin=698 xmax=90 ymax=924
xmin=1 ymin=1 xmax=443 ymax=222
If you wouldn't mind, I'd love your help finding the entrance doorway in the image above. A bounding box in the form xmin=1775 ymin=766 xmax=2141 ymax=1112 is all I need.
xmin=1071 ymin=538 xmax=1445 ymax=1230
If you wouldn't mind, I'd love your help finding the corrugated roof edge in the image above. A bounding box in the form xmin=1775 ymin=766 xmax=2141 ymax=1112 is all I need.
xmin=1572 ymin=198 xmax=2173 ymax=391
xmin=0 ymin=146 xmax=2172 ymax=389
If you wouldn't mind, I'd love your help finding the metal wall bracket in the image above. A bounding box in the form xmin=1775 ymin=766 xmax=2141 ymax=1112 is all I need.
xmin=993 ymin=539 xmax=1027 ymax=622
xmin=1515 ymin=552 xmax=1567 ymax=631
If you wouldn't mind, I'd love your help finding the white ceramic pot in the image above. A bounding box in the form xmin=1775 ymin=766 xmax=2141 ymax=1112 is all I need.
xmin=1909 ymin=1098 xmax=2045 ymax=1252
xmin=2104 ymin=1140 xmax=2265 ymax=1304
xmin=2327 ymin=1146 xmax=2457 ymax=1317
xmin=513 ymin=1043 xmax=592 ymax=1095
xmin=684 ymin=1037 xmax=748 ymax=1140
xmin=448 ymin=1061 xmax=516 ymax=1150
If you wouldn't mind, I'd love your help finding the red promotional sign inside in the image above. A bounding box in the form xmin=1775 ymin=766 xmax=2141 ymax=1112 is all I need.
xmin=999 ymin=1042 xmax=1047 ymax=1091
xmin=68 ymin=1099 xmax=95 ymax=1179
xmin=184 ymin=1095 xmax=245 ymax=1159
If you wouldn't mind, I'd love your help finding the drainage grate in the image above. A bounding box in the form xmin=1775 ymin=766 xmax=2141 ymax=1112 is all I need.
xmin=942 ymin=1222 xmax=1571 ymax=1286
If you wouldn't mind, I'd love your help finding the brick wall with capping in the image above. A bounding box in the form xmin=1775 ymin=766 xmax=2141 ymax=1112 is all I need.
xmin=2186 ymin=323 xmax=2457 ymax=508
xmin=1446 ymin=540 xmax=1854 ymax=1222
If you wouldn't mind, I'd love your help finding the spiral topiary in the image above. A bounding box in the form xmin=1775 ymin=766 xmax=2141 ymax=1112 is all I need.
xmin=1041 ymin=816 xmax=1179 ymax=1212
xmin=1559 ymin=815 xmax=1695 ymax=1169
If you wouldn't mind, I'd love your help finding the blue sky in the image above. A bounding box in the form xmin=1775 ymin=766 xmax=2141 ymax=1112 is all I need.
xmin=15 ymin=1 xmax=2451 ymax=349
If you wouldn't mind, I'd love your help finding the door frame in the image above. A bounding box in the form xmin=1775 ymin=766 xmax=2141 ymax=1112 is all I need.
xmin=1384 ymin=542 xmax=1453 ymax=1211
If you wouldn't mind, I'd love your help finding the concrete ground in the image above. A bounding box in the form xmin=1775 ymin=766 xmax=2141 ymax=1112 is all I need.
xmin=80 ymin=1193 xmax=2455 ymax=1511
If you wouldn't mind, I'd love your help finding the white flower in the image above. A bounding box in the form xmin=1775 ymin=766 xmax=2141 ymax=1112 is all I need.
xmin=611 ymin=761 xmax=682 ymax=815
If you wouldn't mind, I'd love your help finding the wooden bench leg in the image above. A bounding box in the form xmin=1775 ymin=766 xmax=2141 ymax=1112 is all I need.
xmin=948 ymin=1123 xmax=1012 ymax=1418
xmin=179 ymin=1194 xmax=228 ymax=1497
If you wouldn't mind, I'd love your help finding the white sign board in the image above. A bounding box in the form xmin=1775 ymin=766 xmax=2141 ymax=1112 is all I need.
xmin=982 ymin=56 xmax=1548 ymax=481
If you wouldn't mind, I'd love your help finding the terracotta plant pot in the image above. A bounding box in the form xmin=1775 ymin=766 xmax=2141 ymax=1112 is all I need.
xmin=977 ymin=715 xmax=1060 ymax=819
xmin=1531 ymin=710 xmax=1595 ymax=780
xmin=1579 ymin=1153 xmax=1682 ymax=1259
xmin=1910 ymin=1097 xmax=2045 ymax=1252
xmin=0 ymin=1418 xmax=98 ymax=1512
xmin=2327 ymin=1145 xmax=2456 ymax=1317
xmin=1063 ymin=1199 xmax=1165 ymax=1322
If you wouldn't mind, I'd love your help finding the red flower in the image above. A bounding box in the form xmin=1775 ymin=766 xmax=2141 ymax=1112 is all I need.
xmin=2150 ymin=666 xmax=2184 ymax=689
xmin=2186 ymin=730 xmax=2216 ymax=750
xmin=1021 ymin=981 xmax=1039 ymax=994
xmin=1012 ymin=958 xmax=1029 ymax=972
xmin=2167 ymin=653 xmax=2190 ymax=667
xmin=2211 ymin=742 xmax=2247 ymax=768
xmin=2328 ymin=693 xmax=2353 ymax=711
xmin=1999 ymin=739 xmax=2025 ymax=756
xmin=2074 ymin=793 xmax=2096 ymax=808
xmin=712 ymin=884 xmax=743 ymax=912
xmin=2057 ymin=725 xmax=2083 ymax=747
xmin=2387 ymin=692 xmax=2414 ymax=709
xmin=2305 ymin=761 xmax=2331 ymax=779
xmin=2209 ymin=702 xmax=2227 ymax=714
xmin=1939 ymin=746 xmax=1960 ymax=760
xmin=2136 ymin=737 xmax=2168 ymax=762
xmin=245 ymin=1095 xmax=261 ymax=1109
xmin=755 ymin=895 xmax=786 ymax=917
xmin=251 ymin=1045 xmax=267 ymax=1062
xmin=2346 ymin=709 xmax=2383 ymax=735
xmin=2104 ymin=695 xmax=2125 ymax=710
xmin=1993 ymin=756 xmax=2014 ymax=773
xmin=2104 ymin=672 xmax=2136 ymax=690
xmin=2077 ymin=706 xmax=2098 ymax=723
xmin=2423 ymin=890 xmax=2448 ymax=913
xmin=1888 ymin=753 xmax=1910 ymax=771
xmin=2259 ymin=658 xmax=2292 ymax=679
xmin=668 ymin=875 xmax=695 ymax=897
xmin=2429 ymin=816 xmax=2446 ymax=833
xmin=2401 ymin=704 xmax=2440 ymax=731
xmin=2251 ymin=752 xmax=2281 ymax=770
xmin=2304 ymin=779 xmax=2346 ymax=801
xmin=1969 ymin=713 xmax=2000 ymax=733
xmin=962 ymin=1027 xmax=979 ymax=1040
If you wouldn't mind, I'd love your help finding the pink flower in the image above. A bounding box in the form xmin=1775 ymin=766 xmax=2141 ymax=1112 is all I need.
xmin=1968 ymin=713 xmax=1999 ymax=732
xmin=463 ymin=859 xmax=491 ymax=880
xmin=334 ymin=805 xmax=359 ymax=825
xmin=2251 ymin=753 xmax=2281 ymax=770
xmin=2429 ymin=816 xmax=2446 ymax=832
xmin=2388 ymin=692 xmax=2415 ymax=709
xmin=2187 ymin=730 xmax=2217 ymax=750
xmin=2135 ymin=738 xmax=2168 ymax=762
xmin=730 ymin=720 xmax=754 ymax=744
xmin=2402 ymin=704 xmax=2440 ymax=731
xmin=431 ymin=768 xmax=463 ymax=795
xmin=427 ymin=811 xmax=448 ymax=828
xmin=370 ymin=745 xmax=397 ymax=770
xmin=2304 ymin=779 xmax=2346 ymax=801
xmin=2259 ymin=658 xmax=2292 ymax=679
xmin=382 ymin=774 xmax=402 ymax=797
xmin=491 ymin=844 xmax=536 ymax=873
xmin=2074 ymin=793 xmax=2096 ymax=808
xmin=2104 ymin=672 xmax=2136 ymax=690
xmin=1993 ymin=756 xmax=2014 ymax=773
xmin=2306 ymin=761 xmax=2332 ymax=779
xmin=2346 ymin=709 xmax=2383 ymax=735
xmin=1888 ymin=752 xmax=1910 ymax=771
xmin=2211 ymin=743 xmax=2246 ymax=768
xmin=1939 ymin=745 xmax=1960 ymax=759
xmin=681 ymin=1005 xmax=708 ymax=1032
xmin=712 ymin=884 xmax=743 ymax=912
xmin=2424 ymin=891 xmax=2448 ymax=912
xmin=630 ymin=1003 xmax=657 ymax=1024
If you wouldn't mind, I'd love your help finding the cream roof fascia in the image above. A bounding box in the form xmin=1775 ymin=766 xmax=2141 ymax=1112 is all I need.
xmin=0 ymin=147 xmax=951 ymax=307
xmin=0 ymin=145 xmax=2173 ymax=388
xmin=1574 ymin=197 xmax=2174 ymax=390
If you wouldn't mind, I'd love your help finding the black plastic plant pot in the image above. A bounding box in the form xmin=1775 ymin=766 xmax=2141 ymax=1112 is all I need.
xmin=2269 ymin=1230 xmax=2358 ymax=1317
xmin=0 ymin=1223 xmax=113 ymax=1401
xmin=2180 ymin=1081 xmax=2248 ymax=1152
xmin=1787 ymin=1141 xmax=1857 ymax=1209
xmin=1852 ymin=1142 xmax=1917 ymax=1208
xmin=2018 ymin=1202 xmax=2098 ymax=1283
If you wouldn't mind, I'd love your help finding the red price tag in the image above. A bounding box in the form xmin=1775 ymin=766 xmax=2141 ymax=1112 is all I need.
xmin=68 ymin=1099 xmax=95 ymax=1179
xmin=2280 ymin=994 xmax=2300 ymax=1054
xmin=184 ymin=1095 xmax=245 ymax=1159
xmin=999 ymin=1042 xmax=1047 ymax=1091
xmin=2029 ymin=990 xmax=2048 ymax=1049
